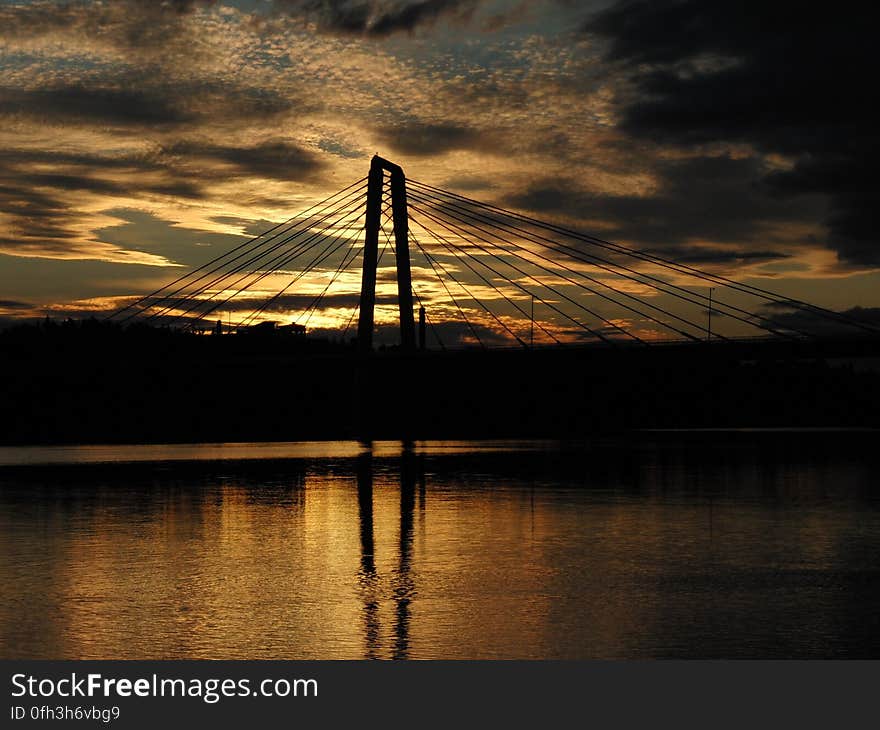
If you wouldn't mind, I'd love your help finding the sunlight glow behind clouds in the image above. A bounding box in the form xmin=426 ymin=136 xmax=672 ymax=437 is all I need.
xmin=0 ymin=0 xmax=877 ymax=339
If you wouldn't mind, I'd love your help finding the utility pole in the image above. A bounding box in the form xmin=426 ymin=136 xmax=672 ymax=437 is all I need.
xmin=419 ymin=306 xmax=426 ymax=351
xmin=707 ymin=287 xmax=714 ymax=341
xmin=530 ymin=294 xmax=535 ymax=348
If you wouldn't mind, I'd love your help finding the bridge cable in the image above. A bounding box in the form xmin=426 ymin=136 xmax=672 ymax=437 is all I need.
xmin=410 ymin=224 xmax=560 ymax=347
xmin=112 ymin=177 xmax=366 ymax=323
xmin=409 ymin=179 xmax=880 ymax=335
xmin=152 ymin=187 xmax=367 ymax=327
xmin=408 ymin=179 xmax=842 ymax=328
xmin=379 ymin=209 xmax=445 ymax=350
xmin=408 ymin=184 xmax=800 ymax=340
xmin=340 ymin=218 xmax=396 ymax=342
xmin=407 ymin=229 xmax=487 ymax=348
xmin=195 ymin=216 xmax=360 ymax=332
xmin=134 ymin=184 xmax=367 ymax=326
xmin=168 ymin=198 xmax=366 ymax=331
xmin=409 ymin=204 xmax=633 ymax=344
xmin=341 ymin=302 xmax=360 ymax=341
xmin=230 ymin=213 xmax=362 ymax=332
xmin=340 ymin=213 xmax=403 ymax=341
xmin=406 ymin=215 xmax=533 ymax=347
xmin=410 ymin=196 xmax=684 ymax=342
xmin=226 ymin=199 xmax=367 ymax=330
xmin=393 ymin=218 xmax=484 ymax=347
xmin=409 ymin=192 xmax=712 ymax=342
xmin=411 ymin=210 xmax=605 ymax=345
xmin=297 ymin=233 xmax=364 ymax=332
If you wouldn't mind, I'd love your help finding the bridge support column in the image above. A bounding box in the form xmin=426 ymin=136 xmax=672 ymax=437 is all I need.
xmin=357 ymin=160 xmax=383 ymax=353
xmin=357 ymin=156 xmax=416 ymax=353
xmin=391 ymin=166 xmax=416 ymax=351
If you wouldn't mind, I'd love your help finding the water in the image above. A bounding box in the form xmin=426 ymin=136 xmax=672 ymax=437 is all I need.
xmin=1 ymin=436 xmax=878 ymax=659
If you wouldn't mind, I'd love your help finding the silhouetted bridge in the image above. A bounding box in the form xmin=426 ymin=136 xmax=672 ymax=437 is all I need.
xmin=107 ymin=156 xmax=880 ymax=362
xmin=5 ymin=157 xmax=880 ymax=445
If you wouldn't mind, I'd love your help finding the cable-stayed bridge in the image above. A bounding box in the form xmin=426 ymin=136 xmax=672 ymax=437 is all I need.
xmin=5 ymin=156 xmax=879 ymax=444
xmin=108 ymin=156 xmax=879 ymax=358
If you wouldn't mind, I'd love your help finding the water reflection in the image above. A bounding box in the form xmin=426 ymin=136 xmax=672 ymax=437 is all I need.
xmin=1 ymin=436 xmax=879 ymax=659
xmin=356 ymin=452 xmax=379 ymax=659
xmin=394 ymin=450 xmax=417 ymax=660
xmin=356 ymin=449 xmax=418 ymax=659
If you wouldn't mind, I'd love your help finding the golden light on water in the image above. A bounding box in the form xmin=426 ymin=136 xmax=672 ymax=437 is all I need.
xmin=2 ymin=440 xmax=875 ymax=659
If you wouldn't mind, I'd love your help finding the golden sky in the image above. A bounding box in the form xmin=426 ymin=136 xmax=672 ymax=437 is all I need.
xmin=1 ymin=1 xmax=877 ymax=343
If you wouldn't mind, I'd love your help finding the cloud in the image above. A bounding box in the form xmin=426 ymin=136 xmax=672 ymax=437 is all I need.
xmin=0 ymin=83 xmax=191 ymax=127
xmin=0 ymin=0 xmax=518 ymax=55
xmin=0 ymin=77 xmax=299 ymax=130
xmin=274 ymin=1 xmax=480 ymax=37
xmin=0 ymin=1 xmax=221 ymax=52
xmin=505 ymin=155 xmax=817 ymax=257
xmin=0 ymin=145 xmax=211 ymax=260
xmin=585 ymin=0 xmax=880 ymax=265
xmin=375 ymin=121 xmax=494 ymax=157
xmin=0 ymin=299 xmax=35 ymax=311
xmin=0 ymin=0 xmax=876 ymax=335
xmin=128 ymin=290 xmax=386 ymax=316
xmin=92 ymin=208 xmax=254 ymax=269
xmin=165 ymin=140 xmax=325 ymax=181
xmin=760 ymin=304 xmax=880 ymax=337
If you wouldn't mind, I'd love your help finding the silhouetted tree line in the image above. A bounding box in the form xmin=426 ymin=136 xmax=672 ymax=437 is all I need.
xmin=0 ymin=319 xmax=878 ymax=444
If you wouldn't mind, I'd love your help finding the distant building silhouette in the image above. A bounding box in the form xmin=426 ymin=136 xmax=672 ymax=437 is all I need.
xmin=246 ymin=321 xmax=305 ymax=337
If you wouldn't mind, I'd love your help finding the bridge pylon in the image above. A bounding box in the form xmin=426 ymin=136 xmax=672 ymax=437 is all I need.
xmin=357 ymin=156 xmax=416 ymax=353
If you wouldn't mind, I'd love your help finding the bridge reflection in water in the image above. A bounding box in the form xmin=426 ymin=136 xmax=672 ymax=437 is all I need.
xmin=356 ymin=448 xmax=422 ymax=660
xmin=1 ymin=436 xmax=879 ymax=659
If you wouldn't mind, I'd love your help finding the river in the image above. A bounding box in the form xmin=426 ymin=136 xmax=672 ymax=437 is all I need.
xmin=1 ymin=434 xmax=878 ymax=658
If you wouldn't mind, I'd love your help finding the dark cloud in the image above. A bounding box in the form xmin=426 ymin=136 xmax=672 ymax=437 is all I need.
xmin=376 ymin=121 xmax=492 ymax=157
xmin=437 ymin=175 xmax=495 ymax=192
xmin=479 ymin=0 xmax=532 ymax=33
xmin=0 ymin=1 xmax=220 ymax=54
xmin=0 ymin=300 xmax=35 ymax=311
xmin=585 ymin=0 xmax=880 ymax=265
xmin=92 ymin=208 xmax=264 ymax=269
xmin=0 ymin=84 xmax=192 ymax=127
xmin=640 ymin=247 xmax=788 ymax=266
xmin=0 ymin=78 xmax=297 ymax=130
xmin=368 ymin=0 xmax=477 ymax=36
xmin=0 ymin=147 xmax=209 ymax=257
xmin=0 ymin=180 xmax=78 ymax=254
xmin=760 ymin=304 xmax=880 ymax=337
xmin=0 ymin=137 xmax=326 ymax=260
xmin=0 ymin=146 xmax=204 ymax=199
xmin=137 ymin=1 xmax=218 ymax=14
xmin=0 ymin=149 xmax=160 ymax=171
xmin=275 ymin=1 xmax=479 ymax=37
xmin=210 ymin=217 xmax=284 ymax=237
xmin=166 ymin=140 xmax=324 ymax=180
xmin=317 ymin=138 xmax=364 ymax=160
xmin=505 ymin=155 xmax=814 ymax=255
xmin=0 ymin=0 xmax=496 ymax=45
xmin=134 ymin=291 xmax=378 ymax=315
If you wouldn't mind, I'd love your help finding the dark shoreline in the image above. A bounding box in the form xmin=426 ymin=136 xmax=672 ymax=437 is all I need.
xmin=2 ymin=323 xmax=879 ymax=446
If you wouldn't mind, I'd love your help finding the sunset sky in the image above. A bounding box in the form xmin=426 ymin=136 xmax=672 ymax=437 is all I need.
xmin=1 ymin=0 xmax=877 ymax=342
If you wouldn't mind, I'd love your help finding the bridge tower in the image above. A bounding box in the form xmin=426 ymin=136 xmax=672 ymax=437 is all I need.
xmin=357 ymin=156 xmax=416 ymax=353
